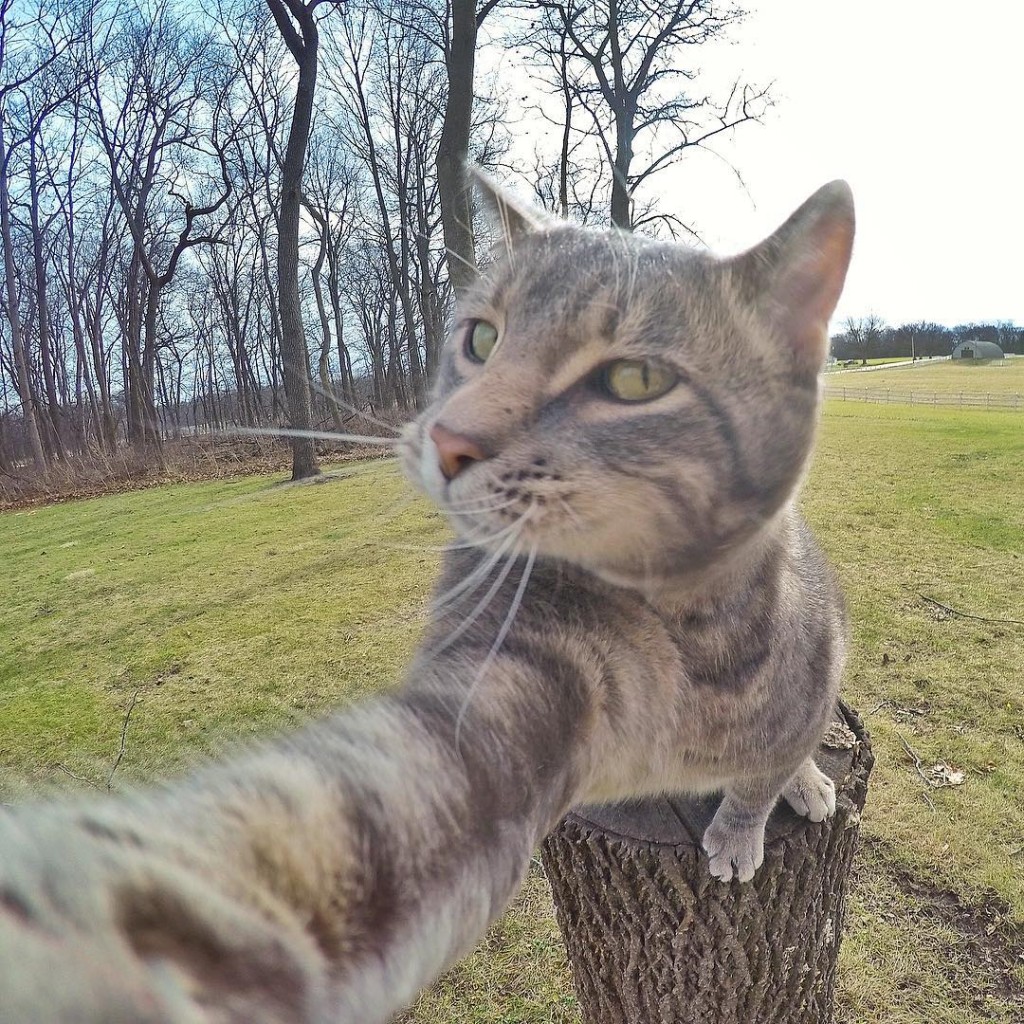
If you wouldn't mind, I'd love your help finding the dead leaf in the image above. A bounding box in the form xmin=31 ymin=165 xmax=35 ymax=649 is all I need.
xmin=924 ymin=761 xmax=965 ymax=787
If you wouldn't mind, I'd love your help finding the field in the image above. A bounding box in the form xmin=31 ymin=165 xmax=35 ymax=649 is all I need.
xmin=824 ymin=357 xmax=913 ymax=372
xmin=2 ymin=402 xmax=1023 ymax=1023
xmin=826 ymin=356 xmax=1024 ymax=399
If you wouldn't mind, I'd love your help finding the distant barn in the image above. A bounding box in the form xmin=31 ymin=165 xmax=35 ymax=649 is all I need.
xmin=951 ymin=340 xmax=1005 ymax=361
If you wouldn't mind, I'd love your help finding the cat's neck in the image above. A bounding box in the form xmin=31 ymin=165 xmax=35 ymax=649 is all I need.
xmin=598 ymin=505 xmax=794 ymax=619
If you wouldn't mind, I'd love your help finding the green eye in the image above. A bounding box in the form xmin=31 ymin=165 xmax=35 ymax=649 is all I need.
xmin=466 ymin=320 xmax=500 ymax=363
xmin=602 ymin=360 xmax=677 ymax=402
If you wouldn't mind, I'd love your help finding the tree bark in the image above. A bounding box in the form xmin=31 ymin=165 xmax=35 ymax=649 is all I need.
xmin=309 ymin=216 xmax=344 ymax=432
xmin=436 ymin=0 xmax=479 ymax=296
xmin=609 ymin=109 xmax=634 ymax=230
xmin=0 ymin=115 xmax=47 ymax=473
xmin=542 ymin=702 xmax=873 ymax=1024
xmin=28 ymin=135 xmax=65 ymax=459
xmin=268 ymin=0 xmax=323 ymax=480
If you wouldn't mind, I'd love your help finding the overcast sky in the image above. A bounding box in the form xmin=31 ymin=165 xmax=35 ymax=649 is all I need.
xmin=501 ymin=1 xmax=1024 ymax=328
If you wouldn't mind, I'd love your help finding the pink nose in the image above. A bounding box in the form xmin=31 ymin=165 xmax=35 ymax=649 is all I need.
xmin=429 ymin=423 xmax=487 ymax=480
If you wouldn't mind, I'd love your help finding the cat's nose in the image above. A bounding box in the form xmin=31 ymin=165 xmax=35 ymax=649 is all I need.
xmin=429 ymin=423 xmax=488 ymax=480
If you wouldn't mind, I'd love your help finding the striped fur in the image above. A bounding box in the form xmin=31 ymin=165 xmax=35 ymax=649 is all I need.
xmin=0 ymin=179 xmax=854 ymax=1021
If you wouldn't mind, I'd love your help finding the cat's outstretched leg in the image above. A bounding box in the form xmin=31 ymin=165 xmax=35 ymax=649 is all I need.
xmin=782 ymin=757 xmax=836 ymax=822
xmin=701 ymin=778 xmax=779 ymax=883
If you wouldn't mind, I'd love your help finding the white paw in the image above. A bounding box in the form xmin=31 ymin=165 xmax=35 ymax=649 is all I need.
xmin=702 ymin=820 xmax=765 ymax=883
xmin=783 ymin=762 xmax=836 ymax=823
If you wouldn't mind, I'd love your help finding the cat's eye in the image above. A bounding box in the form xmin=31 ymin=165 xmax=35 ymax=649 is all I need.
xmin=601 ymin=360 xmax=677 ymax=402
xmin=466 ymin=320 xmax=500 ymax=363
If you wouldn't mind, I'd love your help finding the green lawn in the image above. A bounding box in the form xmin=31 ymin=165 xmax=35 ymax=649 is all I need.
xmin=0 ymin=460 xmax=443 ymax=794
xmin=2 ymin=403 xmax=1022 ymax=1022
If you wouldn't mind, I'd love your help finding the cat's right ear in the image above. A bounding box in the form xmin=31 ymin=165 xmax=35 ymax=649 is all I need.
xmin=729 ymin=181 xmax=855 ymax=373
xmin=466 ymin=165 xmax=544 ymax=251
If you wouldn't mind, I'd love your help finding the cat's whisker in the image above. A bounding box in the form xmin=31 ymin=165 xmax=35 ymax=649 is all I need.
xmin=382 ymin=510 xmax=527 ymax=554
xmin=445 ymin=496 xmax=521 ymax=516
xmin=446 ymin=491 xmax=518 ymax=510
xmin=454 ymin=542 xmax=538 ymax=754
xmin=305 ymin=378 xmax=403 ymax=436
xmin=427 ymin=531 xmax=521 ymax=615
xmin=554 ymin=495 xmax=584 ymax=529
xmin=425 ymin=545 xmax=522 ymax=661
xmin=191 ymin=460 xmax=392 ymax=516
xmin=454 ymin=511 xmax=534 ymax=547
xmin=443 ymin=245 xmax=481 ymax=280
xmin=424 ymin=512 xmax=533 ymax=661
xmin=224 ymin=426 xmax=397 ymax=447
xmin=382 ymin=539 xmax=481 ymax=553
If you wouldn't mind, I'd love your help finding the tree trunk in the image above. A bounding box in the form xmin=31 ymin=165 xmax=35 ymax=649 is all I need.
xmin=436 ymin=0 xmax=478 ymax=296
xmin=142 ymin=281 xmax=167 ymax=455
xmin=542 ymin=702 xmax=873 ymax=1024
xmin=609 ymin=112 xmax=634 ymax=230
xmin=272 ymin=0 xmax=321 ymax=480
xmin=326 ymin=244 xmax=355 ymax=403
xmin=0 ymin=116 xmax=47 ymax=473
xmin=29 ymin=136 xmax=65 ymax=460
xmin=310 ymin=225 xmax=344 ymax=433
xmin=86 ymin=292 xmax=118 ymax=451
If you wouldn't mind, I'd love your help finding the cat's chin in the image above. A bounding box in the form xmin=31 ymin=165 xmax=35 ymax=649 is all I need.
xmin=560 ymin=525 xmax=781 ymax=607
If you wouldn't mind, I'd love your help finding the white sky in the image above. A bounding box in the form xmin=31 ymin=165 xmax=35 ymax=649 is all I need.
xmin=499 ymin=1 xmax=1024 ymax=328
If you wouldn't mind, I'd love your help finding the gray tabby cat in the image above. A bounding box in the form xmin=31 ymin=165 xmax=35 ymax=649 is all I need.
xmin=0 ymin=174 xmax=854 ymax=1023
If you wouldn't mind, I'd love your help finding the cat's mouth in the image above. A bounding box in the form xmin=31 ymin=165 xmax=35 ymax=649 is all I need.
xmin=399 ymin=420 xmax=577 ymax=555
xmin=436 ymin=469 xmax=569 ymax=554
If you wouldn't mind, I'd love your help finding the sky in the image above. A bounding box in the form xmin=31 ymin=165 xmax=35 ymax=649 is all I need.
xmin=497 ymin=1 xmax=1024 ymax=328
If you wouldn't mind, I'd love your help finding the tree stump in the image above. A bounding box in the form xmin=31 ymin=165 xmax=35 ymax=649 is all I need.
xmin=541 ymin=702 xmax=873 ymax=1024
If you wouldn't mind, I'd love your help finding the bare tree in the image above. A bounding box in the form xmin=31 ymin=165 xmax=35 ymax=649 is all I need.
xmin=525 ymin=0 xmax=771 ymax=230
xmin=329 ymin=10 xmax=432 ymax=408
xmin=843 ymin=314 xmax=886 ymax=366
xmin=435 ymin=0 xmax=502 ymax=295
xmin=84 ymin=5 xmax=237 ymax=453
xmin=266 ymin=0 xmax=343 ymax=480
xmin=304 ymin=132 xmax=359 ymax=419
xmin=0 ymin=116 xmax=47 ymax=472
xmin=0 ymin=0 xmax=78 ymax=472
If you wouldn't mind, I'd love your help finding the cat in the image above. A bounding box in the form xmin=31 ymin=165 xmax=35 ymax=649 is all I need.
xmin=0 ymin=171 xmax=854 ymax=1023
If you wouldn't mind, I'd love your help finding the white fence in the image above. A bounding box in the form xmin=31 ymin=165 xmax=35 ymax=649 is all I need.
xmin=825 ymin=387 xmax=1024 ymax=411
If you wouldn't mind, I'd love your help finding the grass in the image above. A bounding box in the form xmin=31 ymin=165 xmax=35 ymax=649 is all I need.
xmin=2 ymin=404 xmax=1023 ymax=1022
xmin=826 ymin=356 xmax=1024 ymax=397
xmin=805 ymin=403 xmax=1024 ymax=1023
xmin=0 ymin=460 xmax=445 ymax=794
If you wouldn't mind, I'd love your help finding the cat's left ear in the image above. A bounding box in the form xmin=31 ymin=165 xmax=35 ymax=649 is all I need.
xmin=466 ymin=165 xmax=545 ymax=249
xmin=729 ymin=181 xmax=855 ymax=371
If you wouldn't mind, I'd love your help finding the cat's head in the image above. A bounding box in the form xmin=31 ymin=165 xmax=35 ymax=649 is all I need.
xmin=400 ymin=171 xmax=854 ymax=593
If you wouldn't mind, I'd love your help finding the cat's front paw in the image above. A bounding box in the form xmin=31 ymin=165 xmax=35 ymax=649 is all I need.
xmin=701 ymin=818 xmax=765 ymax=883
xmin=783 ymin=759 xmax=836 ymax=823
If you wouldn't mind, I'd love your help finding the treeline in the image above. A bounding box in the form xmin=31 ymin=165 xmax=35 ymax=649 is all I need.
xmin=1 ymin=0 xmax=461 ymax=477
xmin=831 ymin=317 xmax=1023 ymax=362
xmin=1 ymin=0 xmax=768 ymax=484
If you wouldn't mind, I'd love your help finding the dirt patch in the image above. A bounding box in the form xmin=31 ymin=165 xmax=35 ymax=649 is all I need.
xmin=859 ymin=837 xmax=1024 ymax=1009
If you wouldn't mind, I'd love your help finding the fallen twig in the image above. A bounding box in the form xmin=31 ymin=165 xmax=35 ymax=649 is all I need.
xmin=54 ymin=763 xmax=100 ymax=788
xmin=896 ymin=733 xmax=936 ymax=812
xmin=107 ymin=690 xmax=140 ymax=791
xmin=919 ymin=594 xmax=1024 ymax=627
